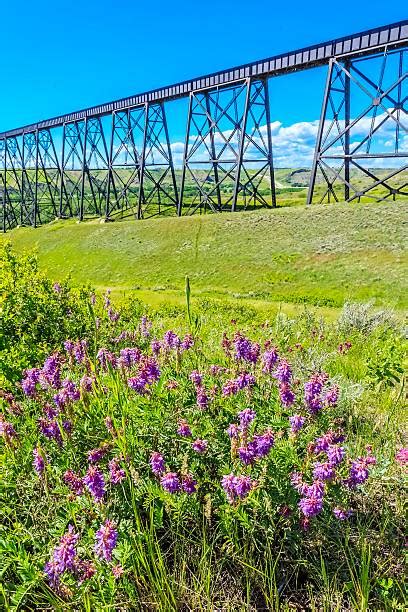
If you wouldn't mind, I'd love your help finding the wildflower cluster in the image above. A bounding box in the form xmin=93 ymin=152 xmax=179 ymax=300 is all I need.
xmin=2 ymin=301 xmax=399 ymax=606
xmin=44 ymin=521 xmax=119 ymax=589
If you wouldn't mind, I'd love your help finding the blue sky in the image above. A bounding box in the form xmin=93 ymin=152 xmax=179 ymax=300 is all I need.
xmin=1 ymin=1 xmax=406 ymax=166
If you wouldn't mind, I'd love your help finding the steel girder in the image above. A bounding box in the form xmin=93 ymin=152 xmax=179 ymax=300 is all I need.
xmin=307 ymin=48 xmax=407 ymax=204
xmin=2 ymin=21 xmax=406 ymax=139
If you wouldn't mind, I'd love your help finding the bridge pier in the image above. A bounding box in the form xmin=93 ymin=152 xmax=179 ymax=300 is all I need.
xmin=307 ymin=47 xmax=407 ymax=205
xmin=179 ymin=77 xmax=275 ymax=215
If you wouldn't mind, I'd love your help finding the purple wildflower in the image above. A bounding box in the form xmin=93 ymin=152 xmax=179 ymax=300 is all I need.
xmin=182 ymin=474 xmax=197 ymax=494
xmin=234 ymin=475 xmax=254 ymax=498
xmin=87 ymin=444 xmax=109 ymax=464
xmin=73 ymin=340 xmax=87 ymax=364
xmin=140 ymin=315 xmax=152 ymax=337
xmin=313 ymin=461 xmax=335 ymax=481
xmin=221 ymin=473 xmax=237 ymax=503
xmin=324 ymin=385 xmax=339 ymax=407
xmin=345 ymin=454 xmax=376 ymax=489
xmin=38 ymin=418 xmax=62 ymax=446
xmin=326 ymin=445 xmax=345 ymax=466
xmin=97 ymin=348 xmax=117 ymax=370
xmin=227 ymin=423 xmax=239 ymax=439
xmin=94 ymin=519 xmax=118 ymax=562
xmin=290 ymin=472 xmax=305 ymax=494
xmin=108 ymin=308 xmax=120 ymax=323
xmin=118 ymin=347 xmax=141 ymax=369
xmin=396 ymin=447 xmax=408 ymax=466
xmin=161 ymin=472 xmax=181 ymax=493
xmin=33 ymin=446 xmax=46 ymax=476
xmin=222 ymin=379 xmax=239 ymax=397
xmin=274 ymin=359 xmax=292 ymax=384
xmin=63 ymin=469 xmax=84 ymax=496
xmin=196 ymin=387 xmax=209 ymax=409
xmin=221 ymin=473 xmax=254 ymax=503
xmin=314 ymin=430 xmax=344 ymax=453
xmin=53 ymin=379 xmax=80 ymax=409
xmin=299 ymin=495 xmax=324 ymax=518
xmin=233 ymin=333 xmax=260 ymax=364
xmin=80 ymin=375 xmax=94 ymax=393
xmin=21 ymin=368 xmax=40 ymax=397
xmin=190 ymin=370 xmax=203 ymax=386
xmin=238 ymin=446 xmax=256 ymax=465
xmin=261 ymin=347 xmax=279 ymax=374
xmin=238 ymin=408 xmax=256 ymax=430
xmin=333 ymin=507 xmax=353 ymax=520
xmin=44 ymin=525 xmax=79 ymax=585
xmin=222 ymin=372 xmax=255 ymax=397
xmin=109 ymin=458 xmax=126 ymax=484
xmin=279 ymin=382 xmax=295 ymax=407
xmin=151 ymin=340 xmax=162 ymax=356
xmin=181 ymin=334 xmax=194 ymax=351
xmin=177 ymin=419 xmax=192 ymax=437
xmin=64 ymin=340 xmax=74 ymax=355
xmin=209 ymin=365 xmax=225 ymax=376
xmin=150 ymin=452 xmax=165 ymax=476
xmin=127 ymin=376 xmax=147 ymax=394
xmin=192 ymin=439 xmax=208 ymax=454
xmin=62 ymin=419 xmax=73 ymax=435
xmin=41 ymin=353 xmax=62 ymax=389
xmin=250 ymin=429 xmax=274 ymax=458
xmin=236 ymin=372 xmax=256 ymax=389
xmin=127 ymin=356 xmax=160 ymax=394
xmin=289 ymin=414 xmax=305 ymax=434
xmin=43 ymin=403 xmax=58 ymax=419
xmin=141 ymin=356 xmax=161 ymax=383
xmin=83 ymin=466 xmax=106 ymax=502
xmin=0 ymin=415 xmax=17 ymax=445
xmin=44 ymin=558 xmax=61 ymax=587
xmin=304 ymin=480 xmax=325 ymax=498
xmin=163 ymin=330 xmax=181 ymax=350
xmin=304 ymin=372 xmax=328 ymax=414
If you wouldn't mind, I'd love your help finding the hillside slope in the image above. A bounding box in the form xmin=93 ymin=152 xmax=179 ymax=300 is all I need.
xmin=1 ymin=201 xmax=407 ymax=310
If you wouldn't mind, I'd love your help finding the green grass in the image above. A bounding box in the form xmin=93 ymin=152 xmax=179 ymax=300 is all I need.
xmin=2 ymin=200 xmax=407 ymax=311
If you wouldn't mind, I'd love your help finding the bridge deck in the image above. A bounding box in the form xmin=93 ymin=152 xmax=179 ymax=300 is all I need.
xmin=0 ymin=20 xmax=407 ymax=139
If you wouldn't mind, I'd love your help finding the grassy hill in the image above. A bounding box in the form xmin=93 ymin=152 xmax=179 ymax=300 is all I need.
xmin=1 ymin=200 xmax=407 ymax=312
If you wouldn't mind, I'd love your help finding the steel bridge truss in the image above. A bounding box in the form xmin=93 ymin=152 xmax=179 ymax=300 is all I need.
xmin=1 ymin=21 xmax=407 ymax=231
xmin=307 ymin=47 xmax=407 ymax=204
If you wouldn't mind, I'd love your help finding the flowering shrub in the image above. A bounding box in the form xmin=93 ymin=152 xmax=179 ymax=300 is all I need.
xmin=0 ymin=289 xmax=406 ymax=609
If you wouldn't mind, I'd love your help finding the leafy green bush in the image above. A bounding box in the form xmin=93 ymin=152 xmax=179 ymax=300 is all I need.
xmin=0 ymin=244 xmax=94 ymax=387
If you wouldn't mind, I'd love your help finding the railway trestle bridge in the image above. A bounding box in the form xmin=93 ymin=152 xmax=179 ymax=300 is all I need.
xmin=0 ymin=20 xmax=407 ymax=231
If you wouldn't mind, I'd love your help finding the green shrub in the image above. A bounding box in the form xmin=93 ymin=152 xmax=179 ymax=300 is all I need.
xmin=0 ymin=244 xmax=94 ymax=387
